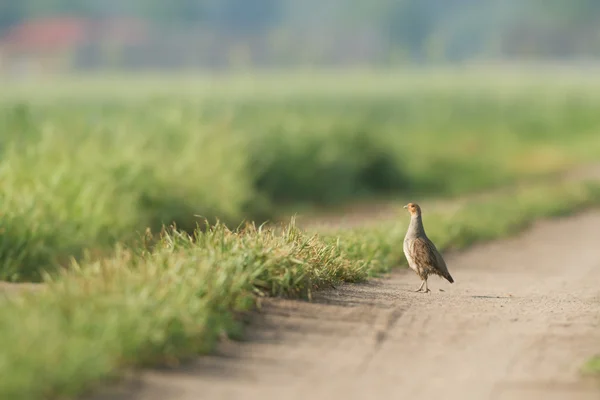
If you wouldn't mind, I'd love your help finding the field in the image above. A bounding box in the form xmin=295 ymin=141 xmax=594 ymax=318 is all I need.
xmin=2 ymin=69 xmax=600 ymax=398
xmin=3 ymin=70 xmax=600 ymax=281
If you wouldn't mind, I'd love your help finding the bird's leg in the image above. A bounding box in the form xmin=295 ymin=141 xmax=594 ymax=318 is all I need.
xmin=423 ymin=279 xmax=431 ymax=294
xmin=414 ymin=280 xmax=425 ymax=292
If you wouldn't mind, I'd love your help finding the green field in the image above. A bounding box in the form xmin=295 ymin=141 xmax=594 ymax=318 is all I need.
xmin=2 ymin=70 xmax=600 ymax=398
xmin=3 ymin=70 xmax=600 ymax=281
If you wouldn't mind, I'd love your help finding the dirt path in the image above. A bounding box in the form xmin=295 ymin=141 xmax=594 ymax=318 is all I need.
xmin=95 ymin=208 xmax=600 ymax=400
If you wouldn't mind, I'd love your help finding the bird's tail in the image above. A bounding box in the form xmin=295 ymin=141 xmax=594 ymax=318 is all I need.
xmin=445 ymin=273 xmax=454 ymax=284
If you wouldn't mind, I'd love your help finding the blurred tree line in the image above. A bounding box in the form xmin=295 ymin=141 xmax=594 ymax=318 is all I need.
xmin=1 ymin=0 xmax=600 ymax=64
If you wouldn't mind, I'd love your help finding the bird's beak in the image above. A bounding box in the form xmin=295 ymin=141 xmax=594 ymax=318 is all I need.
xmin=403 ymin=205 xmax=408 ymax=209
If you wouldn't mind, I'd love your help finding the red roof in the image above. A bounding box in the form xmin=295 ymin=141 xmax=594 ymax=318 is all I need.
xmin=2 ymin=17 xmax=89 ymax=53
xmin=1 ymin=16 xmax=150 ymax=56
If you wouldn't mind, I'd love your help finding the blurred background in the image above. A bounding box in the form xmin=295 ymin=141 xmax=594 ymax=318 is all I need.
xmin=3 ymin=0 xmax=600 ymax=282
xmin=1 ymin=0 xmax=600 ymax=74
xmin=4 ymin=4 xmax=600 ymax=398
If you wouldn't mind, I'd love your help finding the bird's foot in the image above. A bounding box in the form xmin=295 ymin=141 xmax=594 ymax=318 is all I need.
xmin=414 ymin=281 xmax=426 ymax=292
xmin=413 ymin=288 xmax=431 ymax=294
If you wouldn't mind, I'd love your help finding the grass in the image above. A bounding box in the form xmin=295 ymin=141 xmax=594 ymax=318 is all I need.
xmin=583 ymin=357 xmax=600 ymax=375
xmin=327 ymin=180 xmax=600 ymax=276
xmin=3 ymin=70 xmax=600 ymax=281
xmin=1 ymin=179 xmax=600 ymax=399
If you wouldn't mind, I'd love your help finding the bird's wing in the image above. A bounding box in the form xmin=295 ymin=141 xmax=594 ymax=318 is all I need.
xmin=412 ymin=237 xmax=451 ymax=275
xmin=410 ymin=237 xmax=439 ymax=269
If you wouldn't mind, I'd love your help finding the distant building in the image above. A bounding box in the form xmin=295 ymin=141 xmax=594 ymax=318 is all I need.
xmin=0 ymin=16 xmax=149 ymax=75
xmin=0 ymin=15 xmax=388 ymax=74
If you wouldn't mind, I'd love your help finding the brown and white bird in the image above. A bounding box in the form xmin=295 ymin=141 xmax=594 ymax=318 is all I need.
xmin=403 ymin=203 xmax=454 ymax=293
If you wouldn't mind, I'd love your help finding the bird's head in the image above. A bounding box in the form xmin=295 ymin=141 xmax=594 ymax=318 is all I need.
xmin=403 ymin=202 xmax=422 ymax=217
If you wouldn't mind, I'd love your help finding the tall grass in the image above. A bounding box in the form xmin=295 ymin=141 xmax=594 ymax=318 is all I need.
xmin=2 ymin=72 xmax=600 ymax=281
xmin=1 ymin=180 xmax=600 ymax=399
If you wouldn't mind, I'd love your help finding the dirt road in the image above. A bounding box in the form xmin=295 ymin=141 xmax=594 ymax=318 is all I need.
xmin=96 ymin=209 xmax=600 ymax=400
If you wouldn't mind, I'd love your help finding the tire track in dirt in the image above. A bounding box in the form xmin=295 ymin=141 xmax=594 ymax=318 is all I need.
xmin=93 ymin=207 xmax=600 ymax=400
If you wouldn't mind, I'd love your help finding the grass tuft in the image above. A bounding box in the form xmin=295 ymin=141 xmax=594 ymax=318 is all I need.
xmin=583 ymin=357 xmax=600 ymax=375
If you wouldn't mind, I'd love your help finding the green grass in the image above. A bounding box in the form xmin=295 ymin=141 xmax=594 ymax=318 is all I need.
xmin=583 ymin=357 xmax=600 ymax=375
xmin=3 ymin=71 xmax=600 ymax=281
xmin=327 ymin=180 xmax=600 ymax=276
xmin=1 ymin=179 xmax=600 ymax=400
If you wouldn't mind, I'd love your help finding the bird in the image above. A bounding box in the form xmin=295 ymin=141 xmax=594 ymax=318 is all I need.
xmin=403 ymin=203 xmax=454 ymax=293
